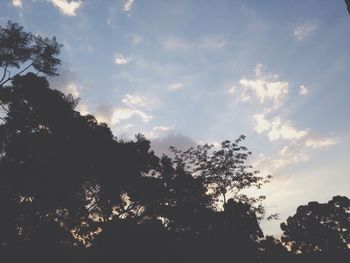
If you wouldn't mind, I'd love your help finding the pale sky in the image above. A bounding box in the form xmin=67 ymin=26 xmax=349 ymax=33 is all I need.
xmin=2 ymin=0 xmax=350 ymax=236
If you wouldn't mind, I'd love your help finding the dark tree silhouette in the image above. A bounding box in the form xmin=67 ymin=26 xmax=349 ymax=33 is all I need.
xmin=281 ymin=196 xmax=350 ymax=254
xmin=259 ymin=235 xmax=288 ymax=261
xmin=0 ymin=73 xmax=161 ymax=257
xmin=2 ymin=20 xmax=350 ymax=263
xmin=169 ymin=136 xmax=272 ymax=218
xmin=0 ymin=21 xmax=62 ymax=87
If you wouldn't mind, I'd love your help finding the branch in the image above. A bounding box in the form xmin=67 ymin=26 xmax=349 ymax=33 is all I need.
xmin=0 ymin=62 xmax=34 ymax=87
xmin=0 ymin=103 xmax=9 ymax=114
xmin=0 ymin=64 xmax=8 ymax=84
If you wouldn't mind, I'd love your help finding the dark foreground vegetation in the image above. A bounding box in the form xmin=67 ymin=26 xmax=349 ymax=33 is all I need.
xmin=0 ymin=22 xmax=349 ymax=263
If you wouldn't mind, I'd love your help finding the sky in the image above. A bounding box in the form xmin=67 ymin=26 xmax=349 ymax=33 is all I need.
xmin=2 ymin=0 xmax=350 ymax=236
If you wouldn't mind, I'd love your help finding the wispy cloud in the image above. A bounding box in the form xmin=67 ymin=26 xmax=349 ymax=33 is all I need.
xmin=299 ymin=85 xmax=308 ymax=95
xmin=293 ymin=23 xmax=317 ymax=41
xmin=130 ymin=34 xmax=142 ymax=45
xmin=163 ymin=37 xmax=192 ymax=50
xmin=123 ymin=0 xmax=134 ymax=12
xmin=254 ymin=134 xmax=337 ymax=172
xmin=168 ymin=83 xmax=184 ymax=91
xmin=200 ymin=36 xmax=226 ymax=49
xmin=305 ymin=138 xmax=337 ymax=149
xmin=227 ymin=86 xmax=236 ymax=96
xmin=50 ymin=0 xmax=82 ymax=16
xmin=12 ymin=0 xmax=22 ymax=8
xmin=122 ymin=94 xmax=149 ymax=108
xmin=114 ymin=54 xmax=128 ymax=65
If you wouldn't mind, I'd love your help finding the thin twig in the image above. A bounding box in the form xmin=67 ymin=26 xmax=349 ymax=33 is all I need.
xmin=0 ymin=64 xmax=8 ymax=83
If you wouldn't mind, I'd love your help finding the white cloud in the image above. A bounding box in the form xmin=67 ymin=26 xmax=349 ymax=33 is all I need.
xmin=237 ymin=64 xmax=289 ymax=109
xmin=254 ymin=143 xmax=310 ymax=172
xmin=253 ymin=114 xmax=271 ymax=133
xmin=76 ymin=102 xmax=89 ymax=116
xmin=112 ymin=108 xmax=152 ymax=124
xmin=114 ymin=54 xmax=128 ymax=65
xmin=253 ymin=135 xmax=336 ymax=172
xmin=146 ymin=126 xmax=172 ymax=139
xmin=268 ymin=118 xmax=309 ymax=141
xmin=227 ymin=86 xmax=236 ymax=95
xmin=12 ymin=0 xmax=22 ymax=8
xmin=94 ymin=107 xmax=152 ymax=125
xmin=293 ymin=23 xmax=317 ymax=41
xmin=254 ymin=114 xmax=308 ymax=141
xmin=299 ymin=85 xmax=308 ymax=95
xmin=122 ymin=94 xmax=149 ymax=108
xmin=168 ymin=83 xmax=184 ymax=91
xmin=63 ymin=83 xmax=80 ymax=97
xmin=305 ymin=138 xmax=337 ymax=149
xmin=123 ymin=0 xmax=134 ymax=12
xmin=50 ymin=0 xmax=82 ymax=16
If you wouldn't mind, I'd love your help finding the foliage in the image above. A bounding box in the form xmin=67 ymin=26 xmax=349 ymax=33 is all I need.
xmin=281 ymin=196 xmax=350 ymax=254
xmin=0 ymin=21 xmax=62 ymax=87
xmin=170 ymin=137 xmax=271 ymax=219
xmin=1 ymin=20 xmax=350 ymax=263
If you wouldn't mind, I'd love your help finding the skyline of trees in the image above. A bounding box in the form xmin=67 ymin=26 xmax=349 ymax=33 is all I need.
xmin=1 ymin=21 xmax=349 ymax=263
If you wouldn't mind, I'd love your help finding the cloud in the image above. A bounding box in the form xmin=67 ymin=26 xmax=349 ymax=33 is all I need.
xmin=111 ymin=108 xmax=152 ymax=123
xmin=252 ymin=113 xmax=337 ymax=170
xmin=227 ymin=86 xmax=236 ymax=95
xmin=12 ymin=0 xmax=22 ymax=8
xmin=267 ymin=118 xmax=309 ymax=141
xmin=94 ymin=106 xmax=152 ymax=125
xmin=50 ymin=0 xmax=82 ymax=16
xmin=293 ymin=23 xmax=317 ymax=41
xmin=122 ymin=94 xmax=149 ymax=108
xmin=237 ymin=64 xmax=289 ymax=109
xmin=114 ymin=54 xmax=128 ymax=65
xmin=63 ymin=83 xmax=80 ymax=97
xmin=200 ymin=36 xmax=226 ymax=49
xmin=254 ymin=134 xmax=337 ymax=172
xmin=93 ymin=93 xmax=154 ymax=126
xmin=253 ymin=114 xmax=271 ymax=133
xmin=123 ymin=0 xmax=134 ymax=12
xmin=168 ymin=83 xmax=184 ymax=91
xmin=299 ymin=85 xmax=308 ymax=95
xmin=146 ymin=126 xmax=172 ymax=139
xmin=151 ymin=133 xmax=198 ymax=157
xmin=48 ymin=67 xmax=82 ymax=96
xmin=163 ymin=37 xmax=192 ymax=50
xmin=254 ymin=114 xmax=309 ymax=141
xmin=305 ymin=138 xmax=337 ymax=149
xmin=130 ymin=34 xmax=142 ymax=45
xmin=76 ymin=102 xmax=89 ymax=115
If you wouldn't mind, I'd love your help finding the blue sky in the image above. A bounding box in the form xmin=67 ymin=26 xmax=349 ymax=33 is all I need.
xmin=2 ymin=0 xmax=350 ymax=236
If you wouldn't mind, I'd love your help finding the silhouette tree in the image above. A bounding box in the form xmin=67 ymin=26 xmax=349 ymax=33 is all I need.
xmin=259 ymin=235 xmax=288 ymax=261
xmin=0 ymin=73 xmax=162 ymax=256
xmin=0 ymin=21 xmax=62 ymax=87
xmin=281 ymin=196 xmax=350 ymax=254
xmin=169 ymin=135 xmax=271 ymax=218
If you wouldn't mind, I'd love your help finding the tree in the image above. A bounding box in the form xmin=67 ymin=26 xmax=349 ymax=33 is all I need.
xmin=0 ymin=21 xmax=62 ymax=87
xmin=281 ymin=196 xmax=350 ymax=254
xmin=170 ymin=135 xmax=271 ymax=218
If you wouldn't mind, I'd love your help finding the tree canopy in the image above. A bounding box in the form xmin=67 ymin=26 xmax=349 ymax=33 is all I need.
xmin=281 ymin=196 xmax=350 ymax=254
xmin=0 ymin=20 xmax=349 ymax=263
